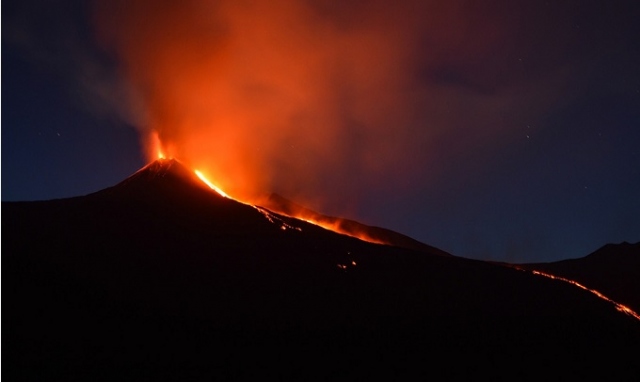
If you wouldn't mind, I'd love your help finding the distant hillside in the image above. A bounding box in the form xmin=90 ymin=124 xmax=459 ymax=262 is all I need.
xmin=520 ymin=242 xmax=640 ymax=312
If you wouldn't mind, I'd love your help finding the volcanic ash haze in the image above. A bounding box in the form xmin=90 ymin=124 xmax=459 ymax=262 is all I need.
xmin=93 ymin=0 xmax=524 ymax=212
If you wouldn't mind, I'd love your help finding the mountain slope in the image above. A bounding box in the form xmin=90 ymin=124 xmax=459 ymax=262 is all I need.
xmin=261 ymin=192 xmax=451 ymax=255
xmin=520 ymin=242 xmax=640 ymax=312
xmin=3 ymin=159 xmax=639 ymax=380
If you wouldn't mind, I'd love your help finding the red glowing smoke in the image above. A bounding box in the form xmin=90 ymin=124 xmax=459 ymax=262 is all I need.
xmin=93 ymin=0 xmax=526 ymax=211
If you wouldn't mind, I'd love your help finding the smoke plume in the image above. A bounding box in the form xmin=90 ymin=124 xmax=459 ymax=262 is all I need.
xmin=93 ymin=0 xmax=552 ymax=213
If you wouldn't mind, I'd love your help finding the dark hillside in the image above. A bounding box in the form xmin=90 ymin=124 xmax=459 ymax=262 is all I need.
xmin=3 ymin=160 xmax=639 ymax=380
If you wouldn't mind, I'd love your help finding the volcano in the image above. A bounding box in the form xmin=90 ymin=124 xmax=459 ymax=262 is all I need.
xmin=3 ymin=159 xmax=639 ymax=379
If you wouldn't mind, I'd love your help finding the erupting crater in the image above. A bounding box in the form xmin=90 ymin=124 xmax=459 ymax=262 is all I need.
xmin=123 ymin=157 xmax=451 ymax=254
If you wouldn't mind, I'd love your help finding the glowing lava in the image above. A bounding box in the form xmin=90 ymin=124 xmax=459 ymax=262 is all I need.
xmin=145 ymin=124 xmax=397 ymax=247
xmin=145 ymin=129 xmax=392 ymax=247
xmin=192 ymin=165 xmax=304 ymax=232
xmin=195 ymin=170 xmax=229 ymax=198
xmin=515 ymin=267 xmax=640 ymax=322
xmin=298 ymin=218 xmax=387 ymax=245
xmin=192 ymin=163 xmax=386 ymax=245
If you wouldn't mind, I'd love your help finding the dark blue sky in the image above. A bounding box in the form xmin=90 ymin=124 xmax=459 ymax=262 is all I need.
xmin=3 ymin=0 xmax=639 ymax=263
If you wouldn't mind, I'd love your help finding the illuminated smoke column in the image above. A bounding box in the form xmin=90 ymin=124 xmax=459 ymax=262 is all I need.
xmin=93 ymin=1 xmax=538 ymax=211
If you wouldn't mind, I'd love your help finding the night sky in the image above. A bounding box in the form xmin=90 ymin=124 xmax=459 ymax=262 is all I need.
xmin=3 ymin=0 xmax=639 ymax=263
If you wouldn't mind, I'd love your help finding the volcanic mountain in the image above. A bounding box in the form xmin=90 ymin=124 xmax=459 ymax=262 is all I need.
xmin=3 ymin=159 xmax=639 ymax=380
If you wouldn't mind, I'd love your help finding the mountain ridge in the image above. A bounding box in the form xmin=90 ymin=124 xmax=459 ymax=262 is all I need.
xmin=91 ymin=158 xmax=451 ymax=255
xmin=3 ymin=160 xmax=639 ymax=379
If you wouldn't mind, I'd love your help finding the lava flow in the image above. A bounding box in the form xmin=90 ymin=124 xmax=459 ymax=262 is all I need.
xmin=148 ymin=126 xmax=432 ymax=250
xmin=193 ymin=165 xmax=385 ymax=244
xmin=279 ymin=212 xmax=387 ymax=246
xmin=195 ymin=170 xmax=229 ymax=198
xmin=515 ymin=267 xmax=640 ymax=322
xmin=151 ymin=150 xmax=388 ymax=246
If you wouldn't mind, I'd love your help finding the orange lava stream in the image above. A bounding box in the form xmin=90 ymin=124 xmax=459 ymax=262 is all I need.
xmin=283 ymin=215 xmax=387 ymax=245
xmin=151 ymin=128 xmax=387 ymax=246
xmin=194 ymin=170 xmax=229 ymax=198
xmin=525 ymin=269 xmax=640 ymax=322
xmin=189 ymin=161 xmax=387 ymax=244
xmin=192 ymin=168 xmax=303 ymax=233
xmin=155 ymin=149 xmax=387 ymax=245
xmin=307 ymin=221 xmax=377 ymax=243
xmin=193 ymin=168 xmax=385 ymax=244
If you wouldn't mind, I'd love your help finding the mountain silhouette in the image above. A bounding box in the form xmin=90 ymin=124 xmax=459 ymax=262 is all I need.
xmin=3 ymin=159 xmax=639 ymax=380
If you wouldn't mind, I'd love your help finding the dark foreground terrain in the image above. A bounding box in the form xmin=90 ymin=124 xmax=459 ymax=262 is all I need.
xmin=3 ymin=160 xmax=639 ymax=380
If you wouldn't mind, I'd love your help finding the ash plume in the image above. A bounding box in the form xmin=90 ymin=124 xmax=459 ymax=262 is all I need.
xmin=92 ymin=0 xmax=539 ymax=212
